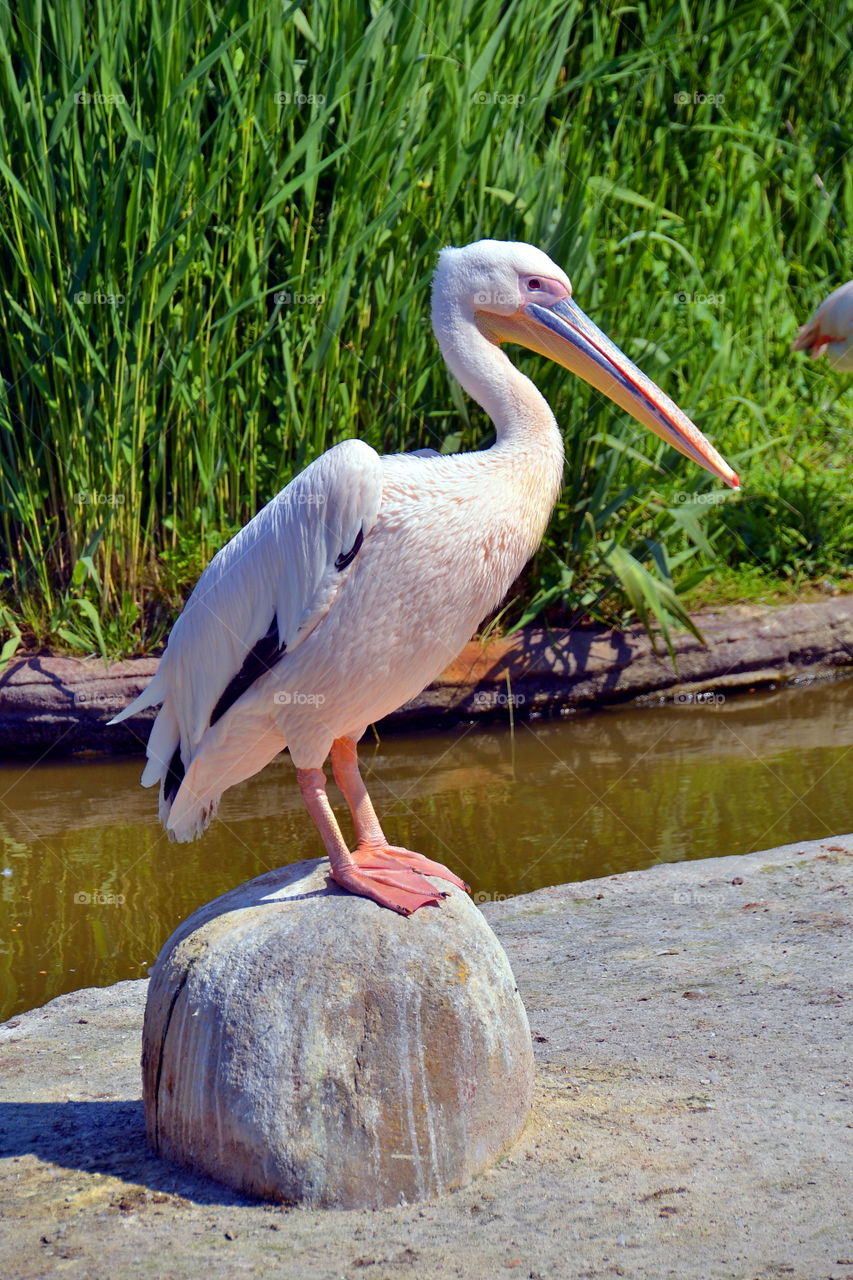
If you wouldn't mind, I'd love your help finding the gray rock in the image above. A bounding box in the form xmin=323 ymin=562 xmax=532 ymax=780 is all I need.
xmin=142 ymin=859 xmax=534 ymax=1208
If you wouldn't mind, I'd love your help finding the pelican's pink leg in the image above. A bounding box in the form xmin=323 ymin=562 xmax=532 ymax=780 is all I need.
xmin=329 ymin=737 xmax=469 ymax=893
xmin=296 ymin=765 xmax=447 ymax=915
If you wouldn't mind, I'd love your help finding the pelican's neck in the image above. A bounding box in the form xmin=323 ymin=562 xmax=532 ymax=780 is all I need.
xmin=432 ymin=289 xmax=565 ymax=565
xmin=432 ymin=295 xmax=563 ymax=456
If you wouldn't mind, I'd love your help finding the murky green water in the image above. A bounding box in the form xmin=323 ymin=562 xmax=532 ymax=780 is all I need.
xmin=1 ymin=677 xmax=851 ymax=1022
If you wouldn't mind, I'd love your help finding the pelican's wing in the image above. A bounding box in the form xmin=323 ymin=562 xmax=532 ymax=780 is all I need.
xmin=110 ymin=439 xmax=384 ymax=760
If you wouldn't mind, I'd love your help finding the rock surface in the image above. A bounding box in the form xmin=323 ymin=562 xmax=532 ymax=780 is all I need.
xmin=0 ymin=834 xmax=851 ymax=1278
xmin=2 ymin=597 xmax=852 ymax=753
xmin=143 ymin=860 xmax=533 ymax=1207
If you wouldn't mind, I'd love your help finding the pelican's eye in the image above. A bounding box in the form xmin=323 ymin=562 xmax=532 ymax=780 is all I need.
xmin=519 ymin=273 xmax=571 ymax=306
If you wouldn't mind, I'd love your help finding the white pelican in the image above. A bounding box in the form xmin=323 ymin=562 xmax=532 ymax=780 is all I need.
xmin=792 ymin=279 xmax=853 ymax=370
xmin=111 ymin=240 xmax=739 ymax=915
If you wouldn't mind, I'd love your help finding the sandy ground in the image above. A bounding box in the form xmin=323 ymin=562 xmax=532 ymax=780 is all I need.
xmin=1 ymin=834 xmax=851 ymax=1280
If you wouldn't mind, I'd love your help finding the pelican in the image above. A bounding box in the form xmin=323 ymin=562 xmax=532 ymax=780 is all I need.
xmin=792 ymin=279 xmax=853 ymax=370
xmin=111 ymin=240 xmax=739 ymax=915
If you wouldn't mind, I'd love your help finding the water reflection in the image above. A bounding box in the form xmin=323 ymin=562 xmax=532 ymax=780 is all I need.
xmin=1 ymin=676 xmax=851 ymax=1021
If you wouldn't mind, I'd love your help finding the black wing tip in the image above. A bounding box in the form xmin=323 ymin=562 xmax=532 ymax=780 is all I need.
xmin=335 ymin=526 xmax=364 ymax=571
xmin=209 ymin=616 xmax=286 ymax=728
xmin=163 ymin=744 xmax=185 ymax=804
xmin=205 ymin=521 xmax=363 ymax=735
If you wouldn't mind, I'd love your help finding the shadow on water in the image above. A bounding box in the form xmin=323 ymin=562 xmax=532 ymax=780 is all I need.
xmin=1 ymin=676 xmax=851 ymax=1020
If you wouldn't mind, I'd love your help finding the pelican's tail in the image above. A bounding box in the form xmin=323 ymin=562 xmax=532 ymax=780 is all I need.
xmin=113 ymin=671 xmax=287 ymax=842
xmin=164 ymin=716 xmax=287 ymax=843
xmin=111 ymin=691 xmax=211 ymax=841
xmin=162 ymin=786 xmax=220 ymax=843
xmin=106 ymin=671 xmax=198 ymax=831
xmin=125 ymin=698 xmax=199 ymax=838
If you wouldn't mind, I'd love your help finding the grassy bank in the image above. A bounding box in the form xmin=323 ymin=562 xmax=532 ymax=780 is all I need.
xmin=0 ymin=0 xmax=851 ymax=661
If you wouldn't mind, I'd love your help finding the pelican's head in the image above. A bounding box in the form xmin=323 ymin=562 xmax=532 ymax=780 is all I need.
xmin=792 ymin=279 xmax=853 ymax=372
xmin=433 ymin=240 xmax=739 ymax=489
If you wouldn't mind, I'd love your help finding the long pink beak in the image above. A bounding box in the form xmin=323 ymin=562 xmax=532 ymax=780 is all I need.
xmin=483 ymin=296 xmax=740 ymax=489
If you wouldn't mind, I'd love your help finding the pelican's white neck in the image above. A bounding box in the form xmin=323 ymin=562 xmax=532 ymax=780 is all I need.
xmin=431 ymin=291 xmax=562 ymax=452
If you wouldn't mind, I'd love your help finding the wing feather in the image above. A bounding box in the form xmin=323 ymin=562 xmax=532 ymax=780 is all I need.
xmin=110 ymin=438 xmax=384 ymax=784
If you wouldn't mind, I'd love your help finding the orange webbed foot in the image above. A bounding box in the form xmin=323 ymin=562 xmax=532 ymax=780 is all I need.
xmin=383 ymin=846 xmax=470 ymax=893
xmin=330 ymin=859 xmax=448 ymax=915
xmin=328 ymin=843 xmax=468 ymax=914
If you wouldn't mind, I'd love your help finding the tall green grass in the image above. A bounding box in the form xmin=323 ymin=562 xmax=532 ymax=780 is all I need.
xmin=0 ymin=0 xmax=850 ymax=658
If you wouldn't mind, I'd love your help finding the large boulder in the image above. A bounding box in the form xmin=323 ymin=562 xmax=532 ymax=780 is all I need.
xmin=142 ymin=859 xmax=534 ymax=1207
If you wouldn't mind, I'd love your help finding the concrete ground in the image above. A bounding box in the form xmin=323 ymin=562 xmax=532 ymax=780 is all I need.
xmin=1 ymin=834 xmax=851 ymax=1280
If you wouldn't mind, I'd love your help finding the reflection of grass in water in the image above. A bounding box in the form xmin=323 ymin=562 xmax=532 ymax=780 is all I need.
xmin=383 ymin=697 xmax=853 ymax=892
xmin=0 ymin=1 xmax=851 ymax=659
xmin=3 ymin=678 xmax=852 ymax=1018
xmin=1 ymin=813 xmax=286 ymax=1023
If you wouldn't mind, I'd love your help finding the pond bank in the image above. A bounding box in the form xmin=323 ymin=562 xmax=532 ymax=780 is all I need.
xmin=0 ymin=832 xmax=850 ymax=1279
xmin=1 ymin=596 xmax=852 ymax=755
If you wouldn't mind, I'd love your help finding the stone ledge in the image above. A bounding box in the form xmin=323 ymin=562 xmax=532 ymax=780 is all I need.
xmin=1 ymin=597 xmax=851 ymax=755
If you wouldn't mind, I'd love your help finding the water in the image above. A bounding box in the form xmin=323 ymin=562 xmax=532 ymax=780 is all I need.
xmin=1 ymin=676 xmax=851 ymax=1022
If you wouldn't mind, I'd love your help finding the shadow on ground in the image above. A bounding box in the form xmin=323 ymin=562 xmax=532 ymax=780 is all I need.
xmin=0 ymin=1100 xmax=255 ymax=1205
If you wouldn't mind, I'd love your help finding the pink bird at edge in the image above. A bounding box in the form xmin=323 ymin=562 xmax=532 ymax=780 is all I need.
xmin=792 ymin=279 xmax=853 ymax=371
